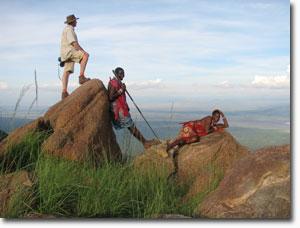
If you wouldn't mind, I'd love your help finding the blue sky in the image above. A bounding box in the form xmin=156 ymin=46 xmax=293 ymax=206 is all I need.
xmin=0 ymin=0 xmax=290 ymax=111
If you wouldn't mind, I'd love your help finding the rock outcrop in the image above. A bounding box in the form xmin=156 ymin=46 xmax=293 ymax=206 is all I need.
xmin=134 ymin=131 xmax=250 ymax=199
xmin=0 ymin=129 xmax=7 ymax=142
xmin=197 ymin=145 xmax=290 ymax=219
xmin=0 ymin=79 xmax=122 ymax=164
xmin=0 ymin=171 xmax=33 ymax=217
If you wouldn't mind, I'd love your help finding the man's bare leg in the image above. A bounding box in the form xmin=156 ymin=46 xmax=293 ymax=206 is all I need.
xmin=128 ymin=125 xmax=146 ymax=144
xmin=128 ymin=125 xmax=160 ymax=149
xmin=62 ymin=71 xmax=71 ymax=99
xmin=166 ymin=136 xmax=199 ymax=153
xmin=79 ymin=52 xmax=89 ymax=77
xmin=167 ymin=149 xmax=179 ymax=181
xmin=166 ymin=138 xmax=185 ymax=152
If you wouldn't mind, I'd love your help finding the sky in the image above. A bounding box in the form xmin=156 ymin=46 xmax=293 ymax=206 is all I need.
xmin=0 ymin=0 xmax=290 ymax=112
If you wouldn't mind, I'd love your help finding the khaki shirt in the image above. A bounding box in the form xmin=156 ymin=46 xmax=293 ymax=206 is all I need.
xmin=60 ymin=25 xmax=78 ymax=61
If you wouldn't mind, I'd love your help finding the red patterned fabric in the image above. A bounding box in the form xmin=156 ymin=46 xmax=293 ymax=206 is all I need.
xmin=109 ymin=77 xmax=129 ymax=121
xmin=179 ymin=120 xmax=208 ymax=142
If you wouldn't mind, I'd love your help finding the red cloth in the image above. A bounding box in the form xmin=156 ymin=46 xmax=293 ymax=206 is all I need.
xmin=179 ymin=120 xmax=208 ymax=142
xmin=109 ymin=78 xmax=129 ymax=121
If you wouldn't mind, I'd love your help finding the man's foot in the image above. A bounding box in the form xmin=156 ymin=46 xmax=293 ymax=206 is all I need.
xmin=167 ymin=145 xmax=179 ymax=158
xmin=166 ymin=140 xmax=172 ymax=152
xmin=144 ymin=139 xmax=161 ymax=149
xmin=61 ymin=91 xmax=69 ymax=100
xmin=79 ymin=75 xmax=91 ymax=85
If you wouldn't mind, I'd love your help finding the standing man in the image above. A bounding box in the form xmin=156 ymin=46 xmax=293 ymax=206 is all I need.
xmin=60 ymin=14 xmax=90 ymax=99
xmin=108 ymin=67 xmax=160 ymax=149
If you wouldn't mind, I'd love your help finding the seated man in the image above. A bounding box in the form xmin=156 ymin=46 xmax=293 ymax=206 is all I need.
xmin=108 ymin=67 xmax=160 ymax=149
xmin=166 ymin=109 xmax=229 ymax=155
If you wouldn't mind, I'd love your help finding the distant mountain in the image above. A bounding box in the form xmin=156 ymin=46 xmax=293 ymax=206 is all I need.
xmin=0 ymin=117 xmax=32 ymax=133
xmin=133 ymin=104 xmax=290 ymax=119
xmin=226 ymin=105 xmax=290 ymax=117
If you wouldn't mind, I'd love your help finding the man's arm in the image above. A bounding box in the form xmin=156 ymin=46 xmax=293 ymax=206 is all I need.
xmin=71 ymin=41 xmax=87 ymax=54
xmin=108 ymin=83 xmax=125 ymax=102
xmin=216 ymin=111 xmax=229 ymax=128
xmin=200 ymin=116 xmax=213 ymax=133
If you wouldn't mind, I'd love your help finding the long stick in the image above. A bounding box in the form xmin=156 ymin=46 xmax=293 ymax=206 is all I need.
xmin=125 ymin=90 xmax=160 ymax=140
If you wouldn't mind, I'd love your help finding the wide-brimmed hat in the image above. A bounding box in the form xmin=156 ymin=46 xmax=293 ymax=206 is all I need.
xmin=64 ymin=14 xmax=79 ymax=24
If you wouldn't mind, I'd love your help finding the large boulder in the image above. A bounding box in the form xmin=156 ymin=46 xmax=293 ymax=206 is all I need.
xmin=0 ymin=170 xmax=33 ymax=217
xmin=0 ymin=79 xmax=121 ymax=164
xmin=197 ymin=145 xmax=290 ymax=219
xmin=134 ymin=131 xmax=250 ymax=195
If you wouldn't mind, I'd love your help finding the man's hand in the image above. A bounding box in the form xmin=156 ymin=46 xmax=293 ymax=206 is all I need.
xmin=219 ymin=110 xmax=224 ymax=117
xmin=117 ymin=84 xmax=126 ymax=96
xmin=121 ymin=83 xmax=126 ymax=92
xmin=72 ymin=41 xmax=87 ymax=54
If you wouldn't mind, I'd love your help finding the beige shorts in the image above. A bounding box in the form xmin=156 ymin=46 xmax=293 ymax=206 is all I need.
xmin=64 ymin=50 xmax=84 ymax=73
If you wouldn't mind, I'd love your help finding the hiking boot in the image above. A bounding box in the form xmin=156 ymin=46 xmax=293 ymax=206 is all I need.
xmin=61 ymin=91 xmax=69 ymax=100
xmin=79 ymin=75 xmax=91 ymax=85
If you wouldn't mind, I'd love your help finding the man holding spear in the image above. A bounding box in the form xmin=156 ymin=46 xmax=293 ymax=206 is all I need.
xmin=108 ymin=67 xmax=160 ymax=149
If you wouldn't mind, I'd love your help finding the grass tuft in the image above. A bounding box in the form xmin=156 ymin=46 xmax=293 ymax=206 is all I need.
xmin=0 ymin=131 xmax=50 ymax=174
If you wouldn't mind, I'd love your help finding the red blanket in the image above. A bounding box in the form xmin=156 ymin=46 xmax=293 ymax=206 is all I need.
xmin=109 ymin=78 xmax=129 ymax=121
xmin=179 ymin=120 xmax=208 ymax=141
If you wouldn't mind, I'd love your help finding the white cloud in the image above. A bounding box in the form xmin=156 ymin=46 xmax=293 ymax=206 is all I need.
xmin=251 ymin=75 xmax=289 ymax=88
xmin=38 ymin=82 xmax=78 ymax=92
xmin=0 ymin=81 xmax=8 ymax=90
xmin=127 ymin=78 xmax=164 ymax=90
xmin=251 ymin=64 xmax=290 ymax=89
xmin=215 ymin=80 xmax=233 ymax=89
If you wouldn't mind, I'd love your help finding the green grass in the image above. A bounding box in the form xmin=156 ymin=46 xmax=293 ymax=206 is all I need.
xmin=34 ymin=156 xmax=187 ymax=218
xmin=4 ymin=184 xmax=35 ymax=218
xmin=0 ymin=130 xmax=50 ymax=174
xmin=1 ymin=131 xmax=222 ymax=218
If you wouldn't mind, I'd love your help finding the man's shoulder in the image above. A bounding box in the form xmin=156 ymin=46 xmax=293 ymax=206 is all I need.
xmin=109 ymin=77 xmax=118 ymax=82
xmin=203 ymin=115 xmax=212 ymax=121
xmin=108 ymin=77 xmax=119 ymax=86
xmin=198 ymin=116 xmax=211 ymax=123
xmin=63 ymin=25 xmax=74 ymax=32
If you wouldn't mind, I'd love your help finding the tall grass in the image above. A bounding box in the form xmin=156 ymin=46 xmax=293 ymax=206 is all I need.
xmin=34 ymin=156 xmax=187 ymax=218
xmin=0 ymin=131 xmax=50 ymax=174
xmin=2 ymin=131 xmax=200 ymax=218
xmin=9 ymin=84 xmax=32 ymax=131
